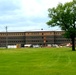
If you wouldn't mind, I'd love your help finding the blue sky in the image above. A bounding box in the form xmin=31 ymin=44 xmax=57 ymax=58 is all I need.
xmin=0 ymin=0 xmax=72 ymax=32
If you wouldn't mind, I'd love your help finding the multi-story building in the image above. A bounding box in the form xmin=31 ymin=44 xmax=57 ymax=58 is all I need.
xmin=0 ymin=32 xmax=25 ymax=47
xmin=0 ymin=31 xmax=72 ymax=47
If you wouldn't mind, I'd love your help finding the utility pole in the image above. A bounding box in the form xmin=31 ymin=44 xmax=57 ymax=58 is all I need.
xmin=6 ymin=26 xmax=8 ymax=49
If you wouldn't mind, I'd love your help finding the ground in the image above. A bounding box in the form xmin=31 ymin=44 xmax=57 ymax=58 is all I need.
xmin=0 ymin=47 xmax=76 ymax=75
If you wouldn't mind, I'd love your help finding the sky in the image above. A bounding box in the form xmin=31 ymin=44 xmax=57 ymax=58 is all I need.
xmin=0 ymin=0 xmax=72 ymax=32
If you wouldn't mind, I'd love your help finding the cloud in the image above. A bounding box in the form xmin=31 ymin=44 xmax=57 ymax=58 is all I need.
xmin=0 ymin=0 xmax=19 ymax=11
xmin=0 ymin=0 xmax=20 ymax=16
xmin=0 ymin=0 xmax=72 ymax=32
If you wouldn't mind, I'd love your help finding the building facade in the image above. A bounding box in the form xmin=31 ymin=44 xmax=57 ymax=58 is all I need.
xmin=0 ymin=31 xmax=73 ymax=47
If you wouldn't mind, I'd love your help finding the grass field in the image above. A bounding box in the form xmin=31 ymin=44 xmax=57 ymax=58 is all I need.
xmin=0 ymin=47 xmax=76 ymax=75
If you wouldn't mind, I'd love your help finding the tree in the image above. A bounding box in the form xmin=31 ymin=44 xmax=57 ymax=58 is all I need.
xmin=47 ymin=0 xmax=76 ymax=51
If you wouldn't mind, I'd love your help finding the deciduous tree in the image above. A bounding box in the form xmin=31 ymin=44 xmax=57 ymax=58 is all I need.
xmin=47 ymin=0 xmax=76 ymax=51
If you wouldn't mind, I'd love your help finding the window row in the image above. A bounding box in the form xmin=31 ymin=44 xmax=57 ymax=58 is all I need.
xmin=0 ymin=33 xmax=25 ymax=36
xmin=0 ymin=41 xmax=25 ymax=43
xmin=0 ymin=37 xmax=25 ymax=39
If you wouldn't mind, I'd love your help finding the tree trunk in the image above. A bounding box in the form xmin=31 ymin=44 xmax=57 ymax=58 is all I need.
xmin=71 ymin=37 xmax=75 ymax=51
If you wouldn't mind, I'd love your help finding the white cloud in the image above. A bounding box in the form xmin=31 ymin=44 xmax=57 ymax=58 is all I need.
xmin=0 ymin=0 xmax=72 ymax=32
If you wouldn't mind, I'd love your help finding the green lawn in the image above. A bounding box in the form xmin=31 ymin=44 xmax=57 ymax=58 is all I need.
xmin=0 ymin=47 xmax=76 ymax=75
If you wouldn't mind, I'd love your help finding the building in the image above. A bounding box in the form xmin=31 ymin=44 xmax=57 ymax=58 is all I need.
xmin=0 ymin=31 xmax=73 ymax=47
xmin=0 ymin=32 xmax=25 ymax=47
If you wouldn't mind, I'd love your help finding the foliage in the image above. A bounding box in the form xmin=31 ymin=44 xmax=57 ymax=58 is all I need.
xmin=47 ymin=0 xmax=76 ymax=32
xmin=47 ymin=0 xmax=76 ymax=50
